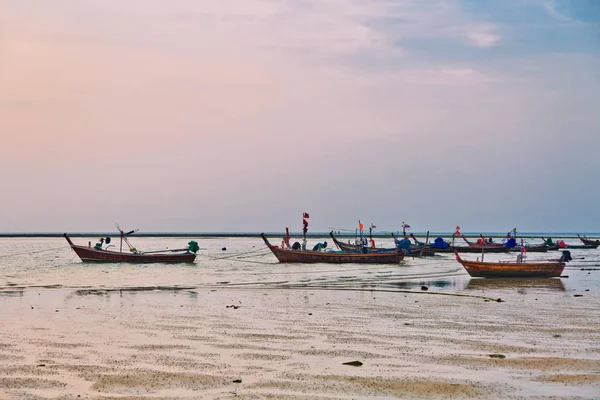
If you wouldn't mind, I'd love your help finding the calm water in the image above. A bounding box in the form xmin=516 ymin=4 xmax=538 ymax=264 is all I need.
xmin=1 ymin=236 xmax=598 ymax=296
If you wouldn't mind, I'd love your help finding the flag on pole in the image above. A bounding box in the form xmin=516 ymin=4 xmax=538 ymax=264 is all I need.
xmin=359 ymin=221 xmax=364 ymax=231
xmin=402 ymin=222 xmax=411 ymax=231
xmin=455 ymin=225 xmax=461 ymax=236
xmin=302 ymin=213 xmax=309 ymax=237
xmin=303 ymin=212 xmax=310 ymax=218
xmin=371 ymin=223 xmax=376 ymax=229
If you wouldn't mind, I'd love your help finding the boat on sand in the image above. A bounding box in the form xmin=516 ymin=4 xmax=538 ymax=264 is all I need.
xmin=64 ymin=226 xmax=198 ymax=263
xmin=455 ymin=252 xmax=570 ymax=278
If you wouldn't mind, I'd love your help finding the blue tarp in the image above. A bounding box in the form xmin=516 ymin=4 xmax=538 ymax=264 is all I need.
xmin=432 ymin=237 xmax=449 ymax=249
xmin=505 ymin=238 xmax=517 ymax=248
xmin=396 ymin=238 xmax=412 ymax=252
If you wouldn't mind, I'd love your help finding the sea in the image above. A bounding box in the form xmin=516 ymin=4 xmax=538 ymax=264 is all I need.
xmin=1 ymin=234 xmax=599 ymax=294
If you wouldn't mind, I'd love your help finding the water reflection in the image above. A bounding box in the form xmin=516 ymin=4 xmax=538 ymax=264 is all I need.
xmin=378 ymin=278 xmax=467 ymax=291
xmin=0 ymin=290 xmax=24 ymax=297
xmin=465 ymin=277 xmax=565 ymax=292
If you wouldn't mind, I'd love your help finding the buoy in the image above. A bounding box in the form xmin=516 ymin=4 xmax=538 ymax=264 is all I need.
xmin=222 ymin=247 xmax=227 ymax=251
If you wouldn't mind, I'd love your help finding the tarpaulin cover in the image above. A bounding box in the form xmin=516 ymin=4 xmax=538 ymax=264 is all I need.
xmin=432 ymin=237 xmax=449 ymax=249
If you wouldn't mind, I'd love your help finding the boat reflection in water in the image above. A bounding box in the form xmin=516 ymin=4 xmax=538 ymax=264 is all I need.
xmin=465 ymin=277 xmax=565 ymax=292
xmin=379 ymin=278 xmax=469 ymax=292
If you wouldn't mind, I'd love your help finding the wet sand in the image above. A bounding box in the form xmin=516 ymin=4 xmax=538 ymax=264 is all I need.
xmin=1 ymin=282 xmax=599 ymax=399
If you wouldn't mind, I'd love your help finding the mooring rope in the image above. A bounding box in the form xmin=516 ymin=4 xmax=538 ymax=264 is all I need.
xmin=199 ymin=284 xmax=503 ymax=302
xmin=0 ymin=246 xmax=65 ymax=259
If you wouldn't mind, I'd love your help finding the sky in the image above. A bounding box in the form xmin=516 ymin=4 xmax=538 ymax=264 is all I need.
xmin=0 ymin=0 xmax=599 ymax=233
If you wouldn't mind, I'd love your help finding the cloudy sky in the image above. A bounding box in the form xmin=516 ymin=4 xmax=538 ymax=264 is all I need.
xmin=1 ymin=0 xmax=598 ymax=233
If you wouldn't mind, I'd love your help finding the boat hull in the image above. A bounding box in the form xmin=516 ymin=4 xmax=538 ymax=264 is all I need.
xmin=433 ymin=246 xmax=510 ymax=253
xmin=508 ymin=244 xmax=549 ymax=253
xmin=565 ymin=244 xmax=599 ymax=249
xmin=263 ymin=234 xmax=403 ymax=264
xmin=70 ymin=245 xmax=196 ymax=263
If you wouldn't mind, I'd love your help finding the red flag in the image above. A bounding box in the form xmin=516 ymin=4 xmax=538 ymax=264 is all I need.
xmin=303 ymin=212 xmax=310 ymax=218
xmin=303 ymin=219 xmax=308 ymax=226
xmin=455 ymin=225 xmax=461 ymax=235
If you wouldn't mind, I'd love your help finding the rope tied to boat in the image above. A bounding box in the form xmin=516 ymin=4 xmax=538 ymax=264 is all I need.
xmin=0 ymin=246 xmax=66 ymax=259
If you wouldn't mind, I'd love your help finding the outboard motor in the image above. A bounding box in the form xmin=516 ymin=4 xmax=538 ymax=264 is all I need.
xmin=560 ymin=250 xmax=572 ymax=262
xmin=292 ymin=242 xmax=301 ymax=250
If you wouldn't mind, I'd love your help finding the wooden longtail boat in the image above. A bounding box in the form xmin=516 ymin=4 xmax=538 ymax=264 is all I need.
xmin=427 ymin=243 xmax=508 ymax=253
xmin=565 ymin=243 xmax=599 ymax=249
xmin=577 ymin=234 xmax=600 ymax=248
xmin=541 ymin=237 xmax=560 ymax=251
xmin=390 ymin=233 xmax=436 ymax=256
xmin=64 ymin=234 xmax=197 ymax=263
xmin=508 ymin=244 xmax=549 ymax=252
xmin=261 ymin=234 xmax=403 ymax=264
xmin=462 ymin=236 xmax=506 ymax=248
xmin=455 ymin=253 xmax=566 ymax=278
xmin=469 ymin=235 xmax=549 ymax=252
xmin=543 ymin=237 xmax=598 ymax=250
xmin=452 ymin=246 xmax=507 ymax=253
xmin=329 ymin=232 xmax=400 ymax=254
xmin=440 ymin=238 xmax=510 ymax=253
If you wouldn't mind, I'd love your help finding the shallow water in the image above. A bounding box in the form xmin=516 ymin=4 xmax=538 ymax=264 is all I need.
xmin=1 ymin=236 xmax=598 ymax=293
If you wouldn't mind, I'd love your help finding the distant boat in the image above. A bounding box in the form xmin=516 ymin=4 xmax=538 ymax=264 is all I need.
xmin=391 ymin=233 xmax=436 ymax=256
xmin=261 ymin=233 xmax=403 ymax=264
xmin=577 ymin=234 xmax=600 ymax=248
xmin=329 ymin=231 xmax=402 ymax=254
xmin=455 ymin=252 xmax=568 ymax=278
xmin=64 ymin=230 xmax=197 ymax=264
xmin=544 ymin=237 xmax=599 ymax=250
xmin=462 ymin=235 xmax=506 ymax=248
xmin=430 ymin=237 xmax=509 ymax=253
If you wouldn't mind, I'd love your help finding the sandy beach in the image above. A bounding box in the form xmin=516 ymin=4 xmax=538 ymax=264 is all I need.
xmin=1 ymin=237 xmax=599 ymax=399
xmin=1 ymin=281 xmax=599 ymax=399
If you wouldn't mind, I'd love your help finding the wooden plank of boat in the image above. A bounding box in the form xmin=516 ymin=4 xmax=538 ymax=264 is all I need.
xmin=455 ymin=252 xmax=565 ymax=278
xmin=64 ymin=234 xmax=196 ymax=263
xmin=262 ymin=233 xmax=403 ymax=264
